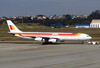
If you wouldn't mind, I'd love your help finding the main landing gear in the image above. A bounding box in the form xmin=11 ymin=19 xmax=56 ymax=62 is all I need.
xmin=42 ymin=38 xmax=53 ymax=45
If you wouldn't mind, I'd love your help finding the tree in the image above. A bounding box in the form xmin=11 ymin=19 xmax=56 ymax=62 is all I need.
xmin=88 ymin=10 xmax=100 ymax=20
xmin=63 ymin=14 xmax=72 ymax=20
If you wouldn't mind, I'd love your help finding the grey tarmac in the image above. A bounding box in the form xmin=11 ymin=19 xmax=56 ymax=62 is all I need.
xmin=0 ymin=43 xmax=100 ymax=68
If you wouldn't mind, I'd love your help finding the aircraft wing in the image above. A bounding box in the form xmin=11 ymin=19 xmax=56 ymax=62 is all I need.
xmin=23 ymin=35 xmax=59 ymax=43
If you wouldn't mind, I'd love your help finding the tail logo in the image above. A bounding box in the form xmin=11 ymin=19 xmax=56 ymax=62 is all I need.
xmin=9 ymin=25 xmax=15 ymax=30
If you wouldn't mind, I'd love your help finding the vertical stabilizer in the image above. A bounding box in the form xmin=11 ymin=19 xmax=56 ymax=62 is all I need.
xmin=6 ymin=20 xmax=22 ymax=33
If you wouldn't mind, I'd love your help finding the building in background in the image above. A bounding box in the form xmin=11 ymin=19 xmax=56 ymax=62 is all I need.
xmin=90 ymin=19 xmax=100 ymax=28
xmin=75 ymin=24 xmax=90 ymax=28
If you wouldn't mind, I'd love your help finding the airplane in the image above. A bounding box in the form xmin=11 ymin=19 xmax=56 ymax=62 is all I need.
xmin=6 ymin=20 xmax=92 ymax=43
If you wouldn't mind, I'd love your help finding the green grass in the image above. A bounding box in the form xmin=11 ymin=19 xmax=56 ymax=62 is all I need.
xmin=0 ymin=33 xmax=13 ymax=37
xmin=0 ymin=23 xmax=45 ymax=31
xmin=90 ymin=34 xmax=100 ymax=37
xmin=16 ymin=23 xmax=46 ymax=30
xmin=0 ymin=24 xmax=9 ymax=31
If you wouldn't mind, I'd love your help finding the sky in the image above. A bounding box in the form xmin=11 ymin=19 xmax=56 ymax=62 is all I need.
xmin=0 ymin=0 xmax=100 ymax=16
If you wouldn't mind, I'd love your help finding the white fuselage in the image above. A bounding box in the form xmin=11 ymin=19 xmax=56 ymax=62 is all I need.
xmin=14 ymin=32 xmax=92 ymax=41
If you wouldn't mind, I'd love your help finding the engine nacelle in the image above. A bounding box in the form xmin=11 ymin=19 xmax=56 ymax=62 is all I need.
xmin=34 ymin=38 xmax=43 ymax=41
xmin=48 ymin=39 xmax=57 ymax=43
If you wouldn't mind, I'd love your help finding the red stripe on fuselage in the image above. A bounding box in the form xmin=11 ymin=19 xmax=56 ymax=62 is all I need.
xmin=16 ymin=33 xmax=52 ymax=35
xmin=15 ymin=33 xmax=79 ymax=36
xmin=58 ymin=33 xmax=78 ymax=35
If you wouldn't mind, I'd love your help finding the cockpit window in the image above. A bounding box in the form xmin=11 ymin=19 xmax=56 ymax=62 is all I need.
xmin=87 ymin=35 xmax=90 ymax=37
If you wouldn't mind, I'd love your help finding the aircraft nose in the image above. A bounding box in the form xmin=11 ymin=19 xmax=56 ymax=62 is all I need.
xmin=88 ymin=36 xmax=92 ymax=39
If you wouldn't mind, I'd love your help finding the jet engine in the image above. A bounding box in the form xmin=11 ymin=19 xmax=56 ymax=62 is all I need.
xmin=34 ymin=38 xmax=43 ymax=41
xmin=48 ymin=39 xmax=57 ymax=43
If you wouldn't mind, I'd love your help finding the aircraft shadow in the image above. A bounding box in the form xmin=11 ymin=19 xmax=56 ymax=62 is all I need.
xmin=42 ymin=42 xmax=83 ymax=45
